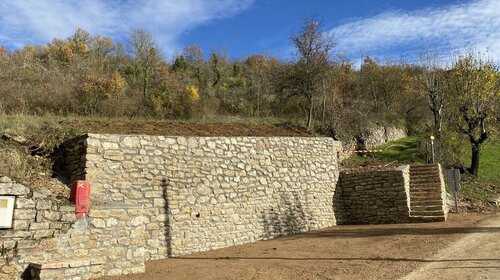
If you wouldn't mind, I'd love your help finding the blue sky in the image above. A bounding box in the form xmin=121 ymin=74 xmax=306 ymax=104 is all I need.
xmin=1 ymin=0 xmax=499 ymax=64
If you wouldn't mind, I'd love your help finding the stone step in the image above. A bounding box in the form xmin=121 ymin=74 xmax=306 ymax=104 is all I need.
xmin=411 ymin=186 xmax=441 ymax=191
xmin=410 ymin=181 xmax=442 ymax=187
xmin=410 ymin=174 xmax=441 ymax=182
xmin=410 ymin=215 xmax=446 ymax=223
xmin=410 ymin=167 xmax=440 ymax=172
xmin=410 ymin=172 xmax=440 ymax=176
xmin=411 ymin=205 xmax=443 ymax=211
xmin=411 ymin=210 xmax=444 ymax=216
xmin=410 ymin=195 xmax=443 ymax=201
xmin=410 ymin=200 xmax=443 ymax=206
xmin=410 ymin=191 xmax=441 ymax=199
xmin=410 ymin=171 xmax=440 ymax=176
xmin=410 ymin=164 xmax=440 ymax=170
xmin=411 ymin=182 xmax=441 ymax=187
xmin=410 ymin=186 xmax=441 ymax=193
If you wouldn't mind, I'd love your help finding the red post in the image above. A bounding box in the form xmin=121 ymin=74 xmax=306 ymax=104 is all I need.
xmin=70 ymin=180 xmax=91 ymax=219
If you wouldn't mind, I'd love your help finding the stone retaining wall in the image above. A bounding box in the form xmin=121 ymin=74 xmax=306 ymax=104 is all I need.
xmin=338 ymin=126 xmax=407 ymax=161
xmin=0 ymin=177 xmax=146 ymax=279
xmin=337 ymin=166 xmax=411 ymax=224
xmin=59 ymin=135 xmax=87 ymax=183
xmin=80 ymin=134 xmax=340 ymax=257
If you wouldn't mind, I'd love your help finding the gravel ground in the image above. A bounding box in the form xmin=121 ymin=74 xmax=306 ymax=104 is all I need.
xmin=99 ymin=212 xmax=497 ymax=280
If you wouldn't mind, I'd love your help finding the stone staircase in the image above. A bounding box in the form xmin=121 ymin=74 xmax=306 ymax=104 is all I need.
xmin=408 ymin=164 xmax=447 ymax=222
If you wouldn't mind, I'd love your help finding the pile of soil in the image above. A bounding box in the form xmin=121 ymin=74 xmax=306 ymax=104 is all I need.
xmin=58 ymin=120 xmax=313 ymax=137
xmin=1 ymin=120 xmax=314 ymax=202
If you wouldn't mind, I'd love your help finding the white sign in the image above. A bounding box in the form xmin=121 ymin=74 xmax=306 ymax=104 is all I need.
xmin=0 ymin=196 xmax=15 ymax=228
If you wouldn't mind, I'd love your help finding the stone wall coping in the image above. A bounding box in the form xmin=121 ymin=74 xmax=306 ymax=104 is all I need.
xmin=395 ymin=165 xmax=410 ymax=171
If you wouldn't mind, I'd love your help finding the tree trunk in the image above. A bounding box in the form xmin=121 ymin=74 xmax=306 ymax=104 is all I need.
xmin=307 ymin=99 xmax=314 ymax=130
xmin=321 ymin=91 xmax=327 ymax=125
xmin=433 ymin=112 xmax=442 ymax=139
xmin=143 ymin=69 xmax=150 ymax=98
xmin=469 ymin=144 xmax=480 ymax=176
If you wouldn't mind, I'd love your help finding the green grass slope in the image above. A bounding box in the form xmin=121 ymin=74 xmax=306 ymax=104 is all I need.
xmin=342 ymin=136 xmax=425 ymax=166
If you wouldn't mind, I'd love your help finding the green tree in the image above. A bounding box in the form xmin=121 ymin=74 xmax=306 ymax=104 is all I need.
xmin=449 ymin=52 xmax=500 ymax=176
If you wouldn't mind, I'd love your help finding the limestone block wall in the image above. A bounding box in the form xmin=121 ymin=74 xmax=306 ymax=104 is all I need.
xmin=364 ymin=126 xmax=407 ymax=148
xmin=18 ymin=205 xmax=146 ymax=279
xmin=80 ymin=134 xmax=340 ymax=258
xmin=0 ymin=176 xmax=146 ymax=279
xmin=1 ymin=176 xmax=76 ymax=279
xmin=338 ymin=126 xmax=406 ymax=161
xmin=338 ymin=166 xmax=411 ymax=224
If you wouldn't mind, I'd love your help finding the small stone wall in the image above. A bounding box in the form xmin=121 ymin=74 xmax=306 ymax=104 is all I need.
xmin=57 ymin=135 xmax=87 ymax=182
xmin=338 ymin=166 xmax=412 ymax=224
xmin=79 ymin=134 xmax=340 ymax=258
xmin=364 ymin=126 xmax=406 ymax=148
xmin=19 ymin=205 xmax=146 ymax=279
xmin=338 ymin=126 xmax=407 ymax=161
xmin=0 ymin=176 xmax=146 ymax=279
xmin=1 ymin=176 xmax=76 ymax=279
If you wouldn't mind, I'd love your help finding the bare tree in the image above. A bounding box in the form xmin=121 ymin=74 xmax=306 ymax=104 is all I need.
xmin=129 ymin=29 xmax=162 ymax=98
xmin=289 ymin=17 xmax=335 ymax=129
xmin=421 ymin=53 xmax=446 ymax=140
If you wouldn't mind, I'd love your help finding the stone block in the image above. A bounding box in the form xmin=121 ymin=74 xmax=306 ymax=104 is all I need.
xmin=0 ymin=183 xmax=30 ymax=196
xmin=13 ymin=209 xmax=36 ymax=220
xmin=15 ymin=198 xmax=35 ymax=209
xmin=36 ymin=200 xmax=52 ymax=210
xmin=33 ymin=229 xmax=55 ymax=239
xmin=29 ymin=222 xmax=50 ymax=230
xmin=92 ymin=219 xmax=106 ymax=228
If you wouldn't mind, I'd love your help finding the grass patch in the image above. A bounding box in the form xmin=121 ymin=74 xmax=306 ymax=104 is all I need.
xmin=342 ymin=136 xmax=426 ymax=166
xmin=461 ymin=136 xmax=499 ymax=182
xmin=459 ymin=175 xmax=499 ymax=201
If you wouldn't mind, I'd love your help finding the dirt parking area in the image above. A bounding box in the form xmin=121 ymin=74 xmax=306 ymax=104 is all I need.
xmin=99 ymin=212 xmax=499 ymax=280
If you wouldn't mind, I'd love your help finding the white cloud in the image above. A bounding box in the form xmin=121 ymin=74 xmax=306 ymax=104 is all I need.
xmin=331 ymin=0 xmax=500 ymax=63
xmin=0 ymin=0 xmax=254 ymax=56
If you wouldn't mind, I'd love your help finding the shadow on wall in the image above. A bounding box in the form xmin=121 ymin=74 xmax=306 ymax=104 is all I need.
xmin=162 ymin=178 xmax=172 ymax=257
xmin=262 ymin=192 xmax=308 ymax=239
xmin=21 ymin=264 xmax=37 ymax=280
xmin=332 ymin=180 xmax=344 ymax=224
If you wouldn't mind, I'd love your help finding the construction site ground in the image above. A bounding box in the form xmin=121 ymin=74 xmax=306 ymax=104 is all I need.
xmin=99 ymin=212 xmax=499 ymax=280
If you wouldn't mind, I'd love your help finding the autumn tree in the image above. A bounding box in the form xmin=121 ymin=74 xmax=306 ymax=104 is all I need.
xmin=288 ymin=18 xmax=335 ymax=129
xmin=129 ymin=29 xmax=162 ymax=98
xmin=449 ymin=52 xmax=500 ymax=176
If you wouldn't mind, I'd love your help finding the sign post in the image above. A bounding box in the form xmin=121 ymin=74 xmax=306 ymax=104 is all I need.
xmin=446 ymin=169 xmax=461 ymax=212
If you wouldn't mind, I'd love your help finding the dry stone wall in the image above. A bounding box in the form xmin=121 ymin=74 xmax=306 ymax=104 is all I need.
xmin=0 ymin=176 xmax=147 ymax=280
xmin=337 ymin=166 xmax=412 ymax=224
xmin=81 ymin=134 xmax=340 ymax=257
xmin=58 ymin=135 xmax=87 ymax=183
xmin=338 ymin=126 xmax=406 ymax=161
